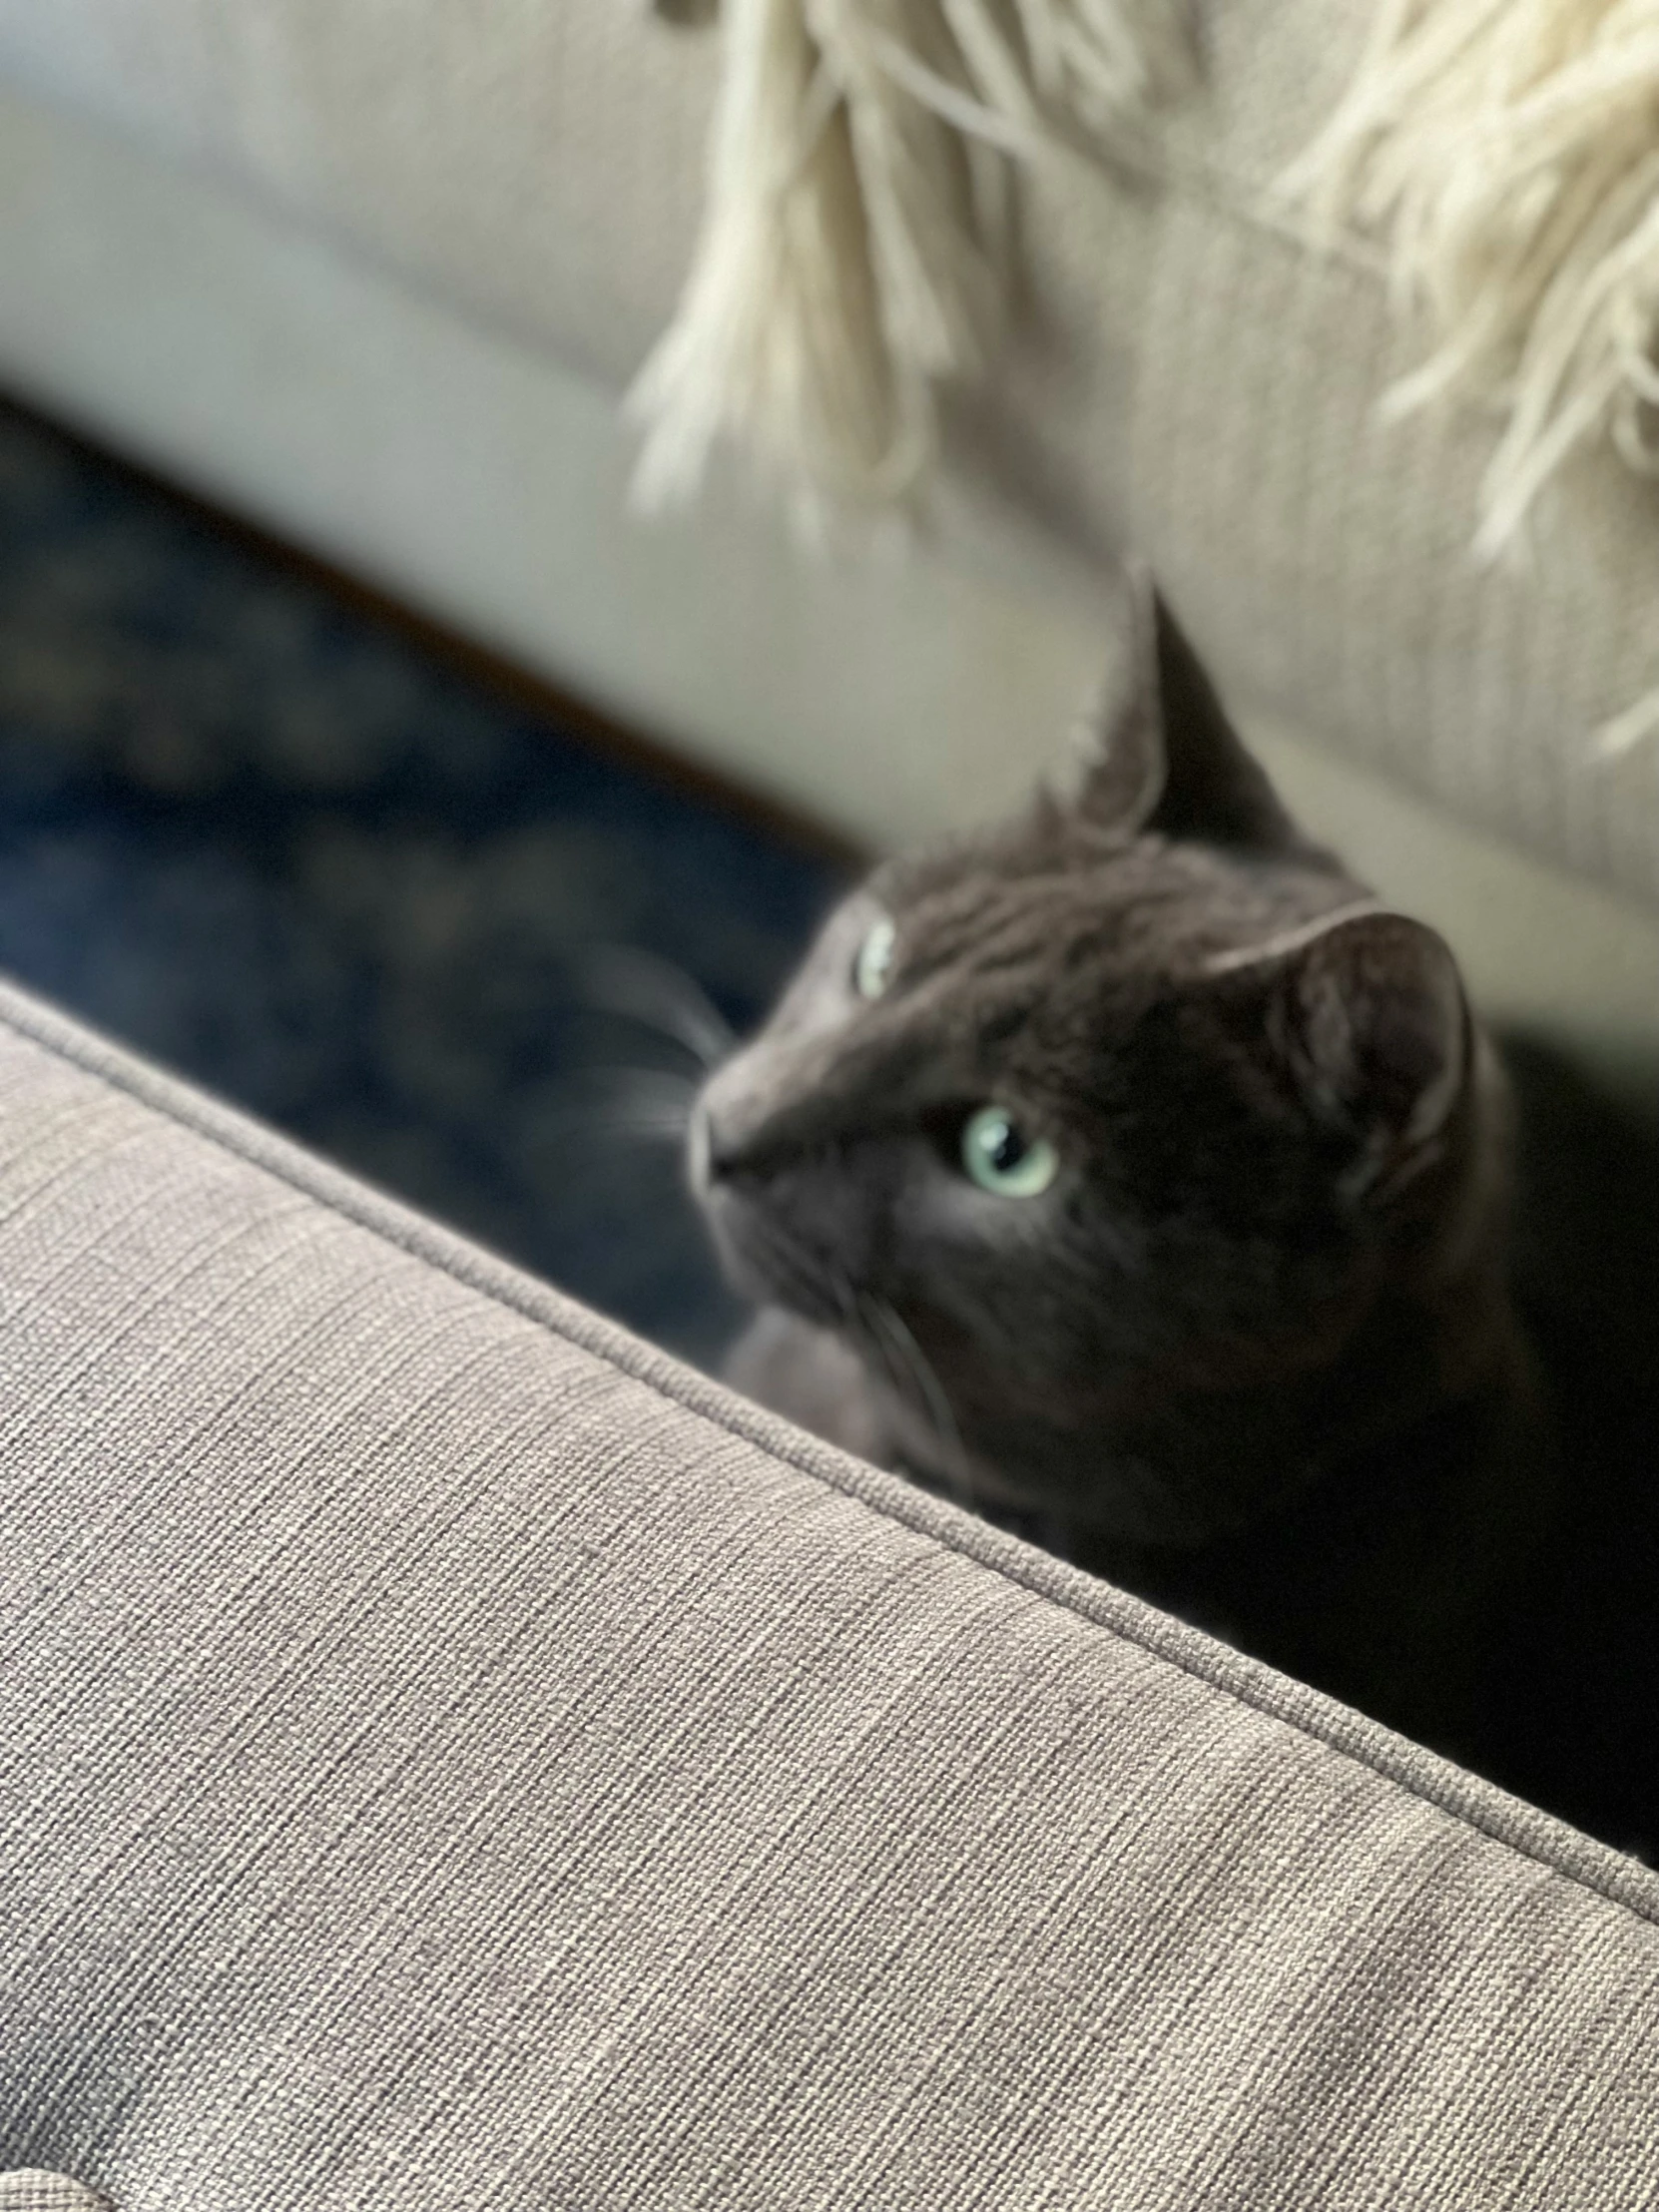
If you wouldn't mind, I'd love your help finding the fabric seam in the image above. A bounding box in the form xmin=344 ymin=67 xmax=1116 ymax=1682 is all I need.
xmin=6 ymin=993 xmax=1657 ymax=1935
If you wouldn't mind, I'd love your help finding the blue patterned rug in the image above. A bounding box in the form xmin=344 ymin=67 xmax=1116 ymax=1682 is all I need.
xmin=0 ymin=407 xmax=848 ymax=1364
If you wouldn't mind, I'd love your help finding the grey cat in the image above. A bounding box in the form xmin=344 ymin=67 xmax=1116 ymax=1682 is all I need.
xmin=688 ymin=578 xmax=1554 ymax=1754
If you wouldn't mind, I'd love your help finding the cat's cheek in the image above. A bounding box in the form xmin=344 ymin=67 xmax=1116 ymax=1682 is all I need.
xmin=696 ymin=1191 xmax=772 ymax=1306
xmin=695 ymin=1180 xmax=864 ymax=1329
xmin=696 ymin=1187 xmax=798 ymax=1311
xmin=906 ymin=1175 xmax=1065 ymax=1258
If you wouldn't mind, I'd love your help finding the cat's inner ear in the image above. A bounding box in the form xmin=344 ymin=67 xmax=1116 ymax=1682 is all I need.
xmin=1062 ymin=570 xmax=1304 ymax=851
xmin=1272 ymin=912 xmax=1469 ymax=1202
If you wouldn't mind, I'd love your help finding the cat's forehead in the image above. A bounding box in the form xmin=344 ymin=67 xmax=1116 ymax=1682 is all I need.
xmin=875 ymin=835 xmax=1341 ymax=989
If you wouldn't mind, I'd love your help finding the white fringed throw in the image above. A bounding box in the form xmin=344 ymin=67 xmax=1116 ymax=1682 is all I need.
xmin=1287 ymin=0 xmax=1659 ymax=567
xmin=640 ymin=0 xmax=1659 ymax=723
xmin=630 ymin=0 xmax=1190 ymax=514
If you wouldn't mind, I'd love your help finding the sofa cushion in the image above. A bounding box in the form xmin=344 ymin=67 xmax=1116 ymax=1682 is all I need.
xmin=0 ymin=2 xmax=1655 ymax=918
xmin=1 ymin=976 xmax=1659 ymax=2206
xmin=0 ymin=2178 xmax=108 ymax=2212
xmin=0 ymin=0 xmax=710 ymax=393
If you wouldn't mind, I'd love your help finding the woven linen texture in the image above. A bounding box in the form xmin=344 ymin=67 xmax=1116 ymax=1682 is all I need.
xmin=1 ymin=973 xmax=1658 ymax=2210
xmin=0 ymin=2177 xmax=109 ymax=2212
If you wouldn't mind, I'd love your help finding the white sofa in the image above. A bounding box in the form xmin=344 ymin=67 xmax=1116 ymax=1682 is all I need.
xmin=0 ymin=3 xmax=1654 ymax=1099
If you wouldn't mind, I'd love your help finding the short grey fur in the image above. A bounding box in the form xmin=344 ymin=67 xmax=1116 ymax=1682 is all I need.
xmin=698 ymin=581 xmax=1552 ymax=1763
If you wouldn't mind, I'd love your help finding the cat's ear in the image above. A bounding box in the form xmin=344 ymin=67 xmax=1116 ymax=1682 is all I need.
xmin=1061 ymin=567 xmax=1304 ymax=850
xmin=1267 ymin=911 xmax=1470 ymax=1203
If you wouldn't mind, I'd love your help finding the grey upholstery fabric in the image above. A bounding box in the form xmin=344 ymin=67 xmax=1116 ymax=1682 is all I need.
xmin=0 ymin=2178 xmax=108 ymax=2212
xmin=2 ymin=978 xmax=1659 ymax=2208
xmin=1 ymin=1 xmax=1657 ymax=911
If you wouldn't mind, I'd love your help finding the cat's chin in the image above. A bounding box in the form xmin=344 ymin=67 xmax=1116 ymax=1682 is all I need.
xmin=695 ymin=1187 xmax=847 ymax=1332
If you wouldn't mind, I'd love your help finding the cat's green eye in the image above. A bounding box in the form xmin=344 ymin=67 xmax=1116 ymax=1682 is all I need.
xmin=854 ymin=914 xmax=896 ymax=1000
xmin=961 ymin=1107 xmax=1059 ymax=1197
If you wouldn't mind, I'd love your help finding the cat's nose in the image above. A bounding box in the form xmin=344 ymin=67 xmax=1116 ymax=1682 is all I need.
xmin=688 ymin=1098 xmax=740 ymax=1192
xmin=692 ymin=1060 xmax=783 ymax=1187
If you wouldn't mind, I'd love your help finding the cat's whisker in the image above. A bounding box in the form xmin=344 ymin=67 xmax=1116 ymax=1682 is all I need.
xmin=742 ymin=1223 xmax=838 ymax=1326
xmin=607 ymin=1112 xmax=699 ymax=1142
xmin=537 ymin=1066 xmax=698 ymax=1145
xmin=539 ymin=1119 xmax=693 ymax=1152
xmin=575 ymin=944 xmax=737 ymax=1070
xmin=856 ymin=1290 xmax=977 ymax=1518
xmin=829 ymin=1271 xmax=890 ymax=1382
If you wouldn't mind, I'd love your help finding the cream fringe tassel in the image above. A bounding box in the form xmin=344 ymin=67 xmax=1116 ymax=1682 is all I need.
xmin=629 ymin=0 xmax=1189 ymax=515
xmin=1285 ymin=0 xmax=1659 ymax=575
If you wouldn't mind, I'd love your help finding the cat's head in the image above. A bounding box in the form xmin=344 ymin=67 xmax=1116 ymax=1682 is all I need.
xmin=690 ymin=579 xmax=1499 ymax=1543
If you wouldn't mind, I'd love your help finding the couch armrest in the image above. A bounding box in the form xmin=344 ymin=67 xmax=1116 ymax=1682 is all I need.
xmin=1 ymin=976 xmax=1656 ymax=2208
